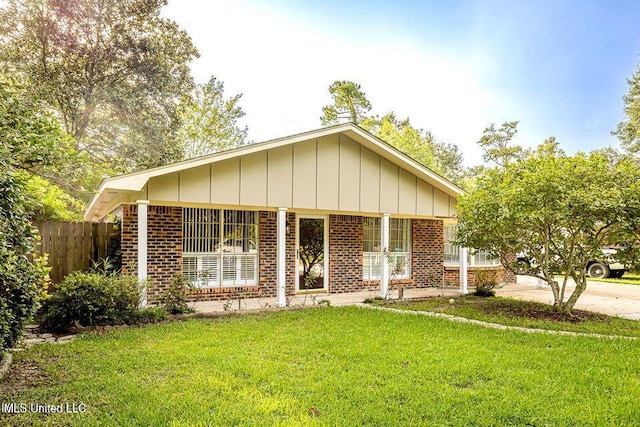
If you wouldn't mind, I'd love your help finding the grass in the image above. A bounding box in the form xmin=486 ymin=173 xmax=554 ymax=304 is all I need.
xmin=1 ymin=307 xmax=640 ymax=426
xmin=589 ymin=273 xmax=640 ymax=286
xmin=385 ymin=296 xmax=640 ymax=337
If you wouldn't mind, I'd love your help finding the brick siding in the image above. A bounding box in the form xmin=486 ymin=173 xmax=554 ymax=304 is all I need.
xmin=330 ymin=217 xmax=445 ymax=294
xmin=121 ymin=204 xmax=182 ymax=303
xmin=121 ymin=204 xmax=138 ymax=275
xmin=328 ymin=215 xmax=375 ymax=293
xmin=121 ymin=205 xmax=455 ymax=301
xmin=410 ymin=219 xmax=444 ymax=289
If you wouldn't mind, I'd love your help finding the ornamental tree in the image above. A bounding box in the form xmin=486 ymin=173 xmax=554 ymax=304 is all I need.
xmin=456 ymin=142 xmax=640 ymax=312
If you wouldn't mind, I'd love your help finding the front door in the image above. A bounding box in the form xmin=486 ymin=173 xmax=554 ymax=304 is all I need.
xmin=296 ymin=216 xmax=328 ymax=292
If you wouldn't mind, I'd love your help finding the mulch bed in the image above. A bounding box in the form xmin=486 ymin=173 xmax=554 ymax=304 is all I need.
xmin=386 ymin=296 xmax=611 ymax=323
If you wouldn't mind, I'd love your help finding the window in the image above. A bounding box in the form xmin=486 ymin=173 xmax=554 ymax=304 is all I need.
xmin=363 ymin=217 xmax=411 ymax=280
xmin=363 ymin=217 xmax=381 ymax=280
xmin=182 ymin=208 xmax=258 ymax=287
xmin=443 ymin=224 xmax=499 ymax=267
xmin=443 ymin=224 xmax=460 ymax=265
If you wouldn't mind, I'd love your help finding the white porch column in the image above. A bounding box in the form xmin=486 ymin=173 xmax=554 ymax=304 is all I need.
xmin=380 ymin=213 xmax=390 ymax=298
xmin=459 ymin=247 xmax=469 ymax=295
xmin=277 ymin=208 xmax=287 ymax=307
xmin=137 ymin=200 xmax=149 ymax=307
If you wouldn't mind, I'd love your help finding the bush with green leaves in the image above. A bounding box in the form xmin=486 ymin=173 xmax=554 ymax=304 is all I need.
xmin=473 ymin=270 xmax=498 ymax=297
xmin=160 ymin=275 xmax=196 ymax=315
xmin=0 ymin=77 xmax=78 ymax=352
xmin=122 ymin=307 xmax=168 ymax=324
xmin=41 ymin=271 xmax=152 ymax=331
xmin=0 ymin=173 xmax=49 ymax=352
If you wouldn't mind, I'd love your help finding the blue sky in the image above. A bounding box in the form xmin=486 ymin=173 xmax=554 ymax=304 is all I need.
xmin=163 ymin=0 xmax=640 ymax=165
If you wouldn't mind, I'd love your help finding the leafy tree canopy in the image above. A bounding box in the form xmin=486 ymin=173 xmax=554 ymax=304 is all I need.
xmin=178 ymin=76 xmax=248 ymax=159
xmin=456 ymin=145 xmax=640 ymax=312
xmin=19 ymin=172 xmax=84 ymax=222
xmin=321 ymin=80 xmax=372 ymax=126
xmin=321 ymin=81 xmax=465 ymax=185
xmin=477 ymin=121 xmax=525 ymax=167
xmin=0 ymin=77 xmax=73 ymax=171
xmin=0 ymin=0 xmax=199 ymax=199
xmin=361 ymin=113 xmax=437 ymax=167
xmin=614 ymin=64 xmax=640 ymax=153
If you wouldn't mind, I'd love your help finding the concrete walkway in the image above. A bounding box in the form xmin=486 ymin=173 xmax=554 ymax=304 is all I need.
xmin=193 ymin=276 xmax=640 ymax=320
xmin=192 ymin=286 xmax=461 ymax=313
xmin=496 ymin=275 xmax=640 ymax=320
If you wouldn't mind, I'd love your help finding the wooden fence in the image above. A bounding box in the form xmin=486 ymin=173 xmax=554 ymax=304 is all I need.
xmin=32 ymin=222 xmax=119 ymax=283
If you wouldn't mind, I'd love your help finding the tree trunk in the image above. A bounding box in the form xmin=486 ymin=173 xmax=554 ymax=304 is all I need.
xmin=542 ymin=269 xmax=561 ymax=310
xmin=562 ymin=274 xmax=588 ymax=312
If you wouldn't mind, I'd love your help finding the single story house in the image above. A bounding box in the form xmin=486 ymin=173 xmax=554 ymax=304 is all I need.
xmin=85 ymin=123 xmax=514 ymax=306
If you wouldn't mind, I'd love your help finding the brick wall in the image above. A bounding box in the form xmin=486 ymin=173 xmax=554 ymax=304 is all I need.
xmin=121 ymin=204 xmax=137 ymax=275
xmin=121 ymin=204 xmax=182 ymax=303
xmin=410 ymin=219 xmax=444 ymax=289
xmin=258 ymin=211 xmax=276 ymax=297
xmin=329 ymin=215 xmax=375 ymax=293
xmin=328 ymin=216 xmax=445 ymax=294
xmin=147 ymin=206 xmax=182 ymax=301
xmin=286 ymin=212 xmax=296 ymax=295
xmin=121 ymin=205 xmax=454 ymax=301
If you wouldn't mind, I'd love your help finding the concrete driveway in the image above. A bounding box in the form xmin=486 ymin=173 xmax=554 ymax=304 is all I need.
xmin=496 ymin=275 xmax=640 ymax=319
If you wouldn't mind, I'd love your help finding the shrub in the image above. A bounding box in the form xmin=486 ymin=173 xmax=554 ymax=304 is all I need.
xmin=41 ymin=271 xmax=141 ymax=331
xmin=122 ymin=307 xmax=168 ymax=324
xmin=473 ymin=270 xmax=498 ymax=297
xmin=0 ymin=173 xmax=50 ymax=352
xmin=159 ymin=275 xmax=195 ymax=315
xmin=0 ymin=79 xmax=73 ymax=351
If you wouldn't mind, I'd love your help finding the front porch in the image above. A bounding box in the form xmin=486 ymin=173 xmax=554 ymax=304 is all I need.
xmin=122 ymin=204 xmax=451 ymax=305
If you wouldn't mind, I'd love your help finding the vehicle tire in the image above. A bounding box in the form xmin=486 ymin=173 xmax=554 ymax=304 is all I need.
xmin=587 ymin=262 xmax=610 ymax=279
xmin=609 ymin=270 xmax=624 ymax=279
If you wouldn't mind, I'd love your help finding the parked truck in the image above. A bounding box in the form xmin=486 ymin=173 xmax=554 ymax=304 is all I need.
xmin=585 ymin=248 xmax=626 ymax=279
xmin=516 ymin=248 xmax=626 ymax=279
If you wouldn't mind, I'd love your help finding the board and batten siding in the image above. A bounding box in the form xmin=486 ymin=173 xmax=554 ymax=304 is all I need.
xmin=142 ymin=135 xmax=457 ymax=217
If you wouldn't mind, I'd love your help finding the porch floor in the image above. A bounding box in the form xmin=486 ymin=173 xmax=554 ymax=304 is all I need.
xmin=192 ymin=286 xmax=462 ymax=313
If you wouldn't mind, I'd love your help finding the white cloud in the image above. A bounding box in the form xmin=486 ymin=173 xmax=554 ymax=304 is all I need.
xmin=164 ymin=0 xmax=501 ymax=165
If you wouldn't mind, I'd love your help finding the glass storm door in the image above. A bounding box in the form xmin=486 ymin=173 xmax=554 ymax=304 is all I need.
xmin=297 ymin=216 xmax=328 ymax=292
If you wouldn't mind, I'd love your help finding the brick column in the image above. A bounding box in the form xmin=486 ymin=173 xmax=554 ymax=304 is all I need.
xmin=259 ymin=211 xmax=295 ymax=298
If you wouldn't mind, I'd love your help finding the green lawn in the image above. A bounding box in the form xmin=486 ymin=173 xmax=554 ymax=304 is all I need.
xmin=589 ymin=273 xmax=640 ymax=285
xmin=386 ymin=296 xmax=640 ymax=337
xmin=2 ymin=307 xmax=640 ymax=426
